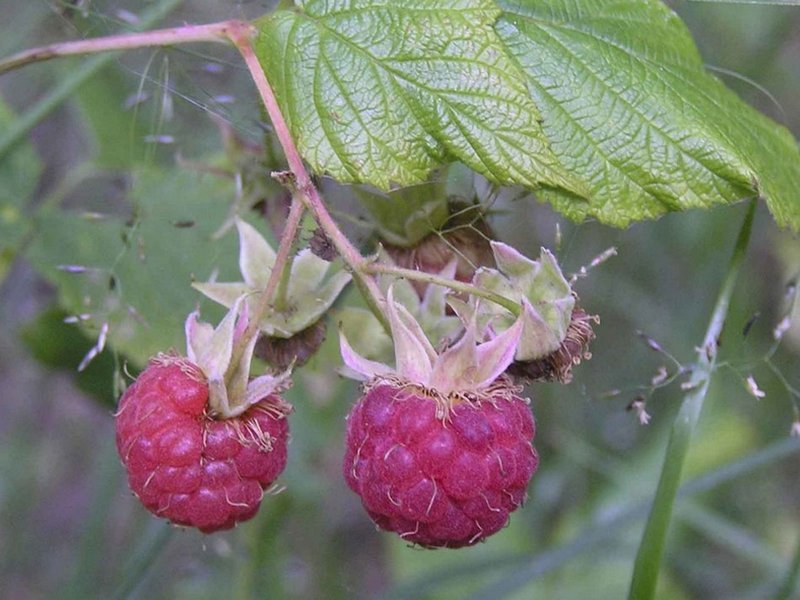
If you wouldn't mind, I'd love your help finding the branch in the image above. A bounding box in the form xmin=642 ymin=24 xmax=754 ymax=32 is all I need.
xmin=228 ymin=25 xmax=390 ymax=332
xmin=226 ymin=196 xmax=306 ymax=383
xmin=0 ymin=0 xmax=187 ymax=158
xmin=362 ymin=261 xmax=521 ymax=316
xmin=0 ymin=21 xmax=237 ymax=75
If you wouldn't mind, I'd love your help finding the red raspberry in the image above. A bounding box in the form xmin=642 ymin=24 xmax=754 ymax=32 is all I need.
xmin=343 ymin=382 xmax=538 ymax=548
xmin=115 ymin=355 xmax=290 ymax=533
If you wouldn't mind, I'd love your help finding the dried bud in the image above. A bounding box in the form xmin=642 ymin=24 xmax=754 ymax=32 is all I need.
xmin=309 ymin=227 xmax=337 ymax=261
xmin=506 ymin=307 xmax=597 ymax=384
xmin=255 ymin=319 xmax=327 ymax=370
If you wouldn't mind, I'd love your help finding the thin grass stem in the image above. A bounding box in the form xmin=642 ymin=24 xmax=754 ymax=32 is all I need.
xmin=627 ymin=199 xmax=757 ymax=600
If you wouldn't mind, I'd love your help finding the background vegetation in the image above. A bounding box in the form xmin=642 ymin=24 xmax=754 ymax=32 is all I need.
xmin=0 ymin=1 xmax=798 ymax=598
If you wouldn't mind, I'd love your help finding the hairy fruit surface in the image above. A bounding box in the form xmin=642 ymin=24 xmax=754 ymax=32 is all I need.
xmin=115 ymin=356 xmax=290 ymax=533
xmin=343 ymin=382 xmax=537 ymax=548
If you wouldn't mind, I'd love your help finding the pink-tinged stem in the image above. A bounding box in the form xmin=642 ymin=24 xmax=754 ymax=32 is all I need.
xmin=0 ymin=21 xmax=242 ymax=75
xmin=226 ymin=196 xmax=306 ymax=382
xmin=229 ymin=26 xmax=389 ymax=331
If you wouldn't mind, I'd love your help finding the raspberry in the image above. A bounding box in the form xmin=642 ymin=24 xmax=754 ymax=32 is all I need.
xmin=343 ymin=382 xmax=538 ymax=548
xmin=115 ymin=355 xmax=290 ymax=533
xmin=384 ymin=202 xmax=495 ymax=297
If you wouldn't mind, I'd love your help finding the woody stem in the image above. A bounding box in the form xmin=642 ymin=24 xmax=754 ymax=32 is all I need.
xmin=0 ymin=21 xmax=239 ymax=75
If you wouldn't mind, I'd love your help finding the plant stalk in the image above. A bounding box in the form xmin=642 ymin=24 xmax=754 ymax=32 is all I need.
xmin=0 ymin=22 xmax=237 ymax=75
xmin=272 ymin=241 xmax=295 ymax=312
xmin=228 ymin=28 xmax=390 ymax=332
xmin=111 ymin=522 xmax=174 ymax=600
xmin=226 ymin=196 xmax=305 ymax=383
xmin=775 ymin=531 xmax=800 ymax=600
xmin=363 ymin=261 xmax=521 ymax=316
xmin=627 ymin=199 xmax=757 ymax=600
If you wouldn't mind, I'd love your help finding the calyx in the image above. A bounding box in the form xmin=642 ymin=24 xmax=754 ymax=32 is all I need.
xmin=184 ymin=299 xmax=291 ymax=419
xmin=450 ymin=242 xmax=575 ymax=362
xmin=340 ymin=287 xmax=524 ymax=411
xmin=194 ymin=218 xmax=351 ymax=338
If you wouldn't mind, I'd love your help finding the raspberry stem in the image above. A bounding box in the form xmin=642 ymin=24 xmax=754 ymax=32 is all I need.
xmin=0 ymin=21 xmax=239 ymax=75
xmin=362 ymin=261 xmax=521 ymax=316
xmin=226 ymin=195 xmax=306 ymax=385
xmin=229 ymin=28 xmax=391 ymax=333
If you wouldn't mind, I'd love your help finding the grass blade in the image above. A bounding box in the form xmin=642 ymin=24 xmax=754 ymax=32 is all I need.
xmin=111 ymin=522 xmax=174 ymax=600
xmin=628 ymin=200 xmax=756 ymax=599
xmin=774 ymin=533 xmax=800 ymax=600
xmin=679 ymin=502 xmax=785 ymax=575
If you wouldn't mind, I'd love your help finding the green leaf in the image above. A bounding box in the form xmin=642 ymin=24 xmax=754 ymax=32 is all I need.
xmin=255 ymin=0 xmax=588 ymax=198
xmin=25 ymin=167 xmax=238 ymax=365
xmin=20 ymin=307 xmax=118 ymax=407
xmin=496 ymin=0 xmax=800 ymax=229
xmin=74 ymin=66 xmax=150 ymax=168
xmin=0 ymin=99 xmax=42 ymax=281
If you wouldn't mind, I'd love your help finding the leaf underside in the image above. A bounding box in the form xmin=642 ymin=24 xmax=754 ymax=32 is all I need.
xmin=256 ymin=0 xmax=800 ymax=230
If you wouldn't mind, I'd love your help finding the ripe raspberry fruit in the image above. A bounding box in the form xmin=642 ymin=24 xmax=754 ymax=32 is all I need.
xmin=340 ymin=286 xmax=537 ymax=547
xmin=343 ymin=381 xmax=537 ymax=548
xmin=116 ymin=355 xmax=291 ymax=533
